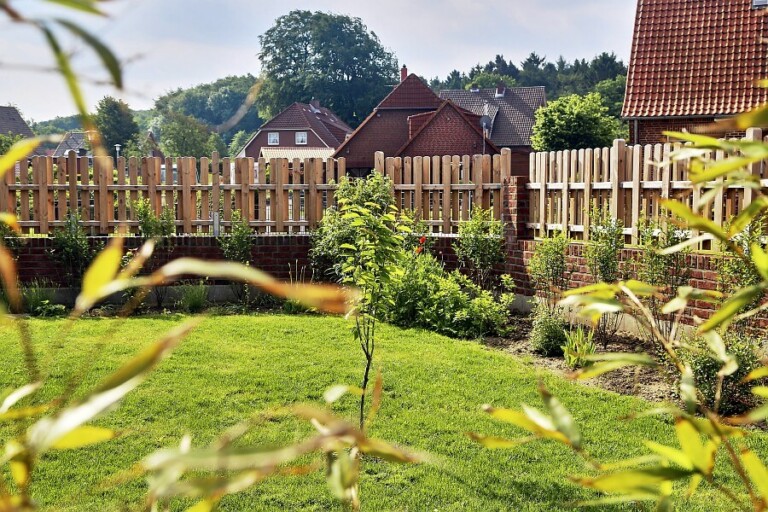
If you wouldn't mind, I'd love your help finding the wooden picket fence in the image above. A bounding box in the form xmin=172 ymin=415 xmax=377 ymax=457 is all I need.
xmin=527 ymin=128 xmax=768 ymax=249
xmin=1 ymin=149 xmax=511 ymax=235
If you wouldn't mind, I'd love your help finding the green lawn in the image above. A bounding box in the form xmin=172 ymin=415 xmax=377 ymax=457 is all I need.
xmin=0 ymin=314 xmax=765 ymax=511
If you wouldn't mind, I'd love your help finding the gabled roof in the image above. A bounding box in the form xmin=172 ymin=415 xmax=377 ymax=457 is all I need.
xmin=52 ymin=131 xmax=93 ymax=158
xmin=622 ymin=0 xmax=768 ymax=119
xmin=377 ymin=74 xmax=443 ymax=110
xmin=333 ymin=75 xmax=445 ymax=165
xmin=257 ymin=102 xmax=353 ymax=147
xmin=439 ymin=86 xmax=546 ymax=146
xmin=395 ymin=100 xmax=500 ymax=157
xmin=0 ymin=106 xmax=34 ymax=139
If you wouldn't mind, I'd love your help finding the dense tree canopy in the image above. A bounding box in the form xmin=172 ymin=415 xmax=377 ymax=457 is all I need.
xmin=159 ymin=111 xmax=217 ymax=158
xmin=429 ymin=52 xmax=627 ymax=101
xmin=154 ymin=75 xmax=262 ymax=143
xmin=94 ymin=96 xmax=139 ymax=157
xmin=530 ymin=92 xmax=621 ymax=151
xmin=258 ymin=10 xmax=398 ymax=127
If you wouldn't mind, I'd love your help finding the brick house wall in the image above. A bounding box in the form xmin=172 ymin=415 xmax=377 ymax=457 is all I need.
xmin=628 ymin=117 xmax=746 ymax=146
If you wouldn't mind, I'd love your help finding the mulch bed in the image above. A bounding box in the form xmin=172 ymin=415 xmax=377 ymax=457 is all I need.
xmin=485 ymin=315 xmax=678 ymax=404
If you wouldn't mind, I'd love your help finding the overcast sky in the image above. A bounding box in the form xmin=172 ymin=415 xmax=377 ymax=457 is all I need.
xmin=0 ymin=0 xmax=637 ymax=122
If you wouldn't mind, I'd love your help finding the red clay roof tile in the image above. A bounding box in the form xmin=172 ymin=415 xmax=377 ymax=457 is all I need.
xmin=623 ymin=0 xmax=768 ymax=118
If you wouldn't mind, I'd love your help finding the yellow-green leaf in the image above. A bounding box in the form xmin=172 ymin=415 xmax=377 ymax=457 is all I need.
xmin=644 ymin=441 xmax=693 ymax=471
xmin=10 ymin=460 xmax=28 ymax=487
xmin=185 ymin=499 xmax=217 ymax=512
xmin=44 ymin=0 xmax=106 ymax=16
xmin=742 ymin=449 xmax=768 ymax=500
xmin=357 ymin=438 xmax=420 ymax=463
xmin=323 ymin=384 xmax=364 ymax=403
xmin=752 ymin=244 xmax=768 ymax=281
xmin=699 ymin=284 xmax=765 ymax=333
xmin=0 ymin=138 xmax=41 ymax=179
xmin=575 ymin=467 xmax=692 ymax=494
xmin=744 ymin=366 xmax=768 ymax=383
xmin=675 ymin=419 xmax=715 ymax=475
xmin=0 ymin=213 xmax=20 ymax=233
xmin=55 ymin=19 xmax=122 ymax=88
xmin=41 ymin=25 xmax=90 ymax=121
xmin=727 ymin=196 xmax=768 ymax=238
xmin=76 ymin=237 xmax=124 ymax=311
xmin=661 ymin=200 xmax=728 ymax=243
xmin=540 ymin=385 xmax=581 ymax=449
xmin=50 ymin=425 xmax=118 ymax=450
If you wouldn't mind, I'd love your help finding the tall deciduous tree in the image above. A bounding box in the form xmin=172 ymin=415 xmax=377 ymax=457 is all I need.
xmin=159 ymin=111 xmax=214 ymax=158
xmin=94 ymin=96 xmax=139 ymax=157
xmin=258 ymin=10 xmax=398 ymax=127
xmin=530 ymin=92 xmax=621 ymax=151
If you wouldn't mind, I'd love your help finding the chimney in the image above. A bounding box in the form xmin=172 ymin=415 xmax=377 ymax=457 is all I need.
xmin=310 ymin=99 xmax=320 ymax=109
xmin=495 ymin=82 xmax=506 ymax=98
xmin=400 ymin=65 xmax=408 ymax=82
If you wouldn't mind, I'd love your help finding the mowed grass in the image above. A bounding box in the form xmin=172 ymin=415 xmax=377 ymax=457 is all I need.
xmin=0 ymin=315 xmax=766 ymax=511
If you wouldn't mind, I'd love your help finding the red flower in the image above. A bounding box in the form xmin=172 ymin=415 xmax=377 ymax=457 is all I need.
xmin=419 ymin=236 xmax=427 ymax=244
xmin=415 ymin=246 xmax=424 ymax=254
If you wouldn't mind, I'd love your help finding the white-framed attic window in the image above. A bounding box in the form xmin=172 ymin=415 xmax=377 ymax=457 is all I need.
xmin=268 ymin=132 xmax=279 ymax=145
xmin=295 ymin=132 xmax=308 ymax=145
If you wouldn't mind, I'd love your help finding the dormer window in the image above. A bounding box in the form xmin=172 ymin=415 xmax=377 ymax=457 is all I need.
xmin=268 ymin=132 xmax=279 ymax=145
xmin=295 ymin=132 xmax=307 ymax=145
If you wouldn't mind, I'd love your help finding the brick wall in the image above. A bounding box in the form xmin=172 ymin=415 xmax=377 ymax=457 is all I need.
xmin=629 ymin=117 xmax=747 ymax=145
xmin=10 ymin=235 xmax=466 ymax=287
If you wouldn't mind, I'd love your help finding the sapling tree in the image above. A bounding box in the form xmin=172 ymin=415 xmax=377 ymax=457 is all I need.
xmin=454 ymin=207 xmax=504 ymax=290
xmin=339 ymin=195 xmax=405 ymax=431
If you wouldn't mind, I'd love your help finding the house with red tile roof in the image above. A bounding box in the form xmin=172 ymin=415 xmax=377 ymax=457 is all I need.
xmin=334 ymin=67 xmax=501 ymax=173
xmin=237 ymin=101 xmax=352 ymax=160
xmin=622 ymin=0 xmax=768 ymax=144
xmin=397 ymin=100 xmax=500 ymax=158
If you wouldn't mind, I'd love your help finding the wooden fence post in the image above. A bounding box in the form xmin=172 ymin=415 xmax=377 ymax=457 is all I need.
xmin=442 ymin=155 xmax=452 ymax=233
xmin=745 ymin=128 xmax=763 ymax=206
xmin=610 ymin=139 xmax=625 ymax=219
xmin=374 ymin=151 xmax=385 ymax=173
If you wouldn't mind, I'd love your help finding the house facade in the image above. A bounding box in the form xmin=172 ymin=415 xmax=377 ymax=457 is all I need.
xmin=334 ymin=67 xmax=501 ymax=174
xmin=238 ymin=101 xmax=352 ymax=160
xmin=622 ymin=0 xmax=768 ymax=144
xmin=439 ymin=85 xmax=546 ymax=175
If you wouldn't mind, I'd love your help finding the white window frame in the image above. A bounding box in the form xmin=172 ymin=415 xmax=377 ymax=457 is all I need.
xmin=295 ymin=131 xmax=308 ymax=145
xmin=267 ymin=132 xmax=279 ymax=145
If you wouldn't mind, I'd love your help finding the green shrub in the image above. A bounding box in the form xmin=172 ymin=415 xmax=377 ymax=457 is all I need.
xmin=22 ymin=279 xmax=66 ymax=317
xmin=454 ymin=208 xmax=504 ymax=289
xmin=0 ymin=221 xmax=22 ymax=254
xmin=399 ymin=209 xmax=433 ymax=254
xmin=49 ymin=211 xmax=97 ymax=286
xmin=176 ymin=281 xmax=208 ymax=313
xmin=218 ymin=209 xmax=254 ymax=305
xmin=528 ymin=231 xmax=570 ymax=314
xmin=133 ymin=198 xmax=176 ymax=308
xmin=311 ymin=172 xmax=393 ymax=282
xmin=562 ymin=326 xmax=596 ymax=369
xmin=680 ymin=332 xmax=764 ymax=416
xmin=584 ymin=205 xmax=624 ymax=344
xmin=530 ymin=303 xmax=567 ymax=356
xmin=636 ymin=217 xmax=690 ymax=342
xmin=384 ymin=252 xmax=514 ymax=338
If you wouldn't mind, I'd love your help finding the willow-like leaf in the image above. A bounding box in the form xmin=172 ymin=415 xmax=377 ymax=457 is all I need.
xmin=0 ymin=138 xmax=42 ymax=179
xmin=0 ymin=382 xmax=41 ymax=414
xmin=323 ymin=385 xmax=364 ymax=404
xmin=482 ymin=405 xmax=569 ymax=444
xmin=76 ymin=237 xmax=124 ymax=311
xmin=0 ymin=245 xmax=21 ymax=311
xmin=44 ymin=0 xmax=106 ymax=16
xmin=675 ymin=419 xmax=716 ymax=476
xmin=741 ymin=449 xmax=768 ymax=502
xmin=40 ymin=24 xmax=89 ymax=121
xmin=699 ymin=284 xmax=766 ymax=332
xmin=540 ymin=385 xmax=581 ymax=449
xmin=574 ymin=467 xmax=692 ymax=495
xmin=0 ymin=213 xmax=20 ymax=233
xmin=55 ymin=19 xmax=122 ymax=88
xmin=661 ymin=200 xmax=728 ymax=243
xmin=466 ymin=433 xmax=536 ymax=449
xmin=727 ymin=196 xmax=768 ymax=238
xmin=50 ymin=425 xmax=118 ymax=450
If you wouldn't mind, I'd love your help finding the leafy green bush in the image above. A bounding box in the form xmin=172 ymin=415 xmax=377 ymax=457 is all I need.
xmin=636 ymin=217 xmax=690 ymax=342
xmin=528 ymin=230 xmax=570 ymax=314
xmin=22 ymin=279 xmax=66 ymax=317
xmin=49 ymin=211 xmax=97 ymax=286
xmin=384 ymin=252 xmax=514 ymax=339
xmin=133 ymin=198 xmax=176 ymax=307
xmin=311 ymin=172 xmax=393 ymax=282
xmin=530 ymin=303 xmax=567 ymax=356
xmin=585 ymin=205 xmax=624 ymax=344
xmin=454 ymin=208 xmax=504 ymax=289
xmin=0 ymin=221 xmax=22 ymax=254
xmin=562 ymin=326 xmax=596 ymax=369
xmin=219 ymin=209 xmax=252 ymax=264
xmin=680 ymin=332 xmax=764 ymax=416
xmin=176 ymin=281 xmax=208 ymax=313
xmin=218 ymin=209 xmax=254 ymax=305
